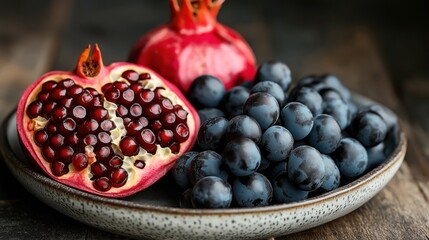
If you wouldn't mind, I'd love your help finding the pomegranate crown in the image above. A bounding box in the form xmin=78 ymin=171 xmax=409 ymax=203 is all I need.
xmin=169 ymin=0 xmax=225 ymax=33
xmin=76 ymin=44 xmax=105 ymax=78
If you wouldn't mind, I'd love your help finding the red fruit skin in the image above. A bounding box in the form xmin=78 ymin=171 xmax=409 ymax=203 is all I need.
xmin=129 ymin=0 xmax=257 ymax=93
xmin=17 ymin=45 xmax=200 ymax=198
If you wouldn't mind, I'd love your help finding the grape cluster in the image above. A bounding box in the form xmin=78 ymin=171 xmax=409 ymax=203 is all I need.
xmin=172 ymin=61 xmax=397 ymax=209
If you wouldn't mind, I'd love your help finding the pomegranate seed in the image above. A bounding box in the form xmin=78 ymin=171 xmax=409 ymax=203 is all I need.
xmin=110 ymin=168 xmax=128 ymax=187
xmin=175 ymin=123 xmax=189 ymax=142
xmin=144 ymin=103 xmax=162 ymax=119
xmin=169 ymin=142 xmax=180 ymax=154
xmin=91 ymin=162 xmax=108 ymax=177
xmin=72 ymin=153 xmax=88 ymax=171
xmin=134 ymin=160 xmax=146 ymax=169
xmin=72 ymin=105 xmax=86 ymax=120
xmin=49 ymin=134 xmax=64 ymax=149
xmin=51 ymin=87 xmax=67 ymax=100
xmin=161 ymin=112 xmax=176 ymax=127
xmin=174 ymin=105 xmax=188 ymax=122
xmin=129 ymin=103 xmax=142 ymax=117
xmin=42 ymin=80 xmax=58 ymax=91
xmin=34 ymin=130 xmax=48 ymax=147
xmin=60 ymin=118 xmax=76 ymax=132
xmin=116 ymin=105 xmax=128 ymax=117
xmin=61 ymin=98 xmax=73 ymax=108
xmin=138 ymin=90 xmax=154 ymax=104
xmin=93 ymin=177 xmax=111 ymax=191
xmin=37 ymin=91 xmax=50 ymax=103
xmin=154 ymin=87 xmax=165 ymax=98
xmin=130 ymin=83 xmax=144 ymax=93
xmin=45 ymin=123 xmax=57 ymax=134
xmin=121 ymin=89 xmax=135 ymax=104
xmin=114 ymin=81 xmax=129 ymax=91
xmin=138 ymin=129 xmax=156 ymax=151
xmin=120 ymin=136 xmax=139 ymax=156
xmin=122 ymin=70 xmax=139 ymax=82
xmin=59 ymin=78 xmax=75 ymax=88
xmin=100 ymin=120 xmax=114 ymax=131
xmin=27 ymin=101 xmax=42 ymax=118
xmin=104 ymin=87 xmax=120 ymax=102
xmin=123 ymin=117 xmax=132 ymax=126
xmin=158 ymin=129 xmax=174 ymax=147
xmin=51 ymin=106 xmax=67 ymax=123
xmin=97 ymin=132 xmax=111 ymax=144
xmin=101 ymin=83 xmax=113 ymax=93
xmin=109 ymin=156 xmax=123 ymax=168
xmin=138 ymin=116 xmax=149 ymax=127
xmin=96 ymin=146 xmax=113 ymax=160
xmin=83 ymin=119 xmax=99 ymax=133
xmin=83 ymin=134 xmax=97 ymax=146
xmin=139 ymin=73 xmax=151 ymax=80
xmin=86 ymin=87 xmax=99 ymax=97
xmin=125 ymin=121 xmax=144 ymax=135
xmin=76 ymin=90 xmax=93 ymax=107
xmin=58 ymin=146 xmax=74 ymax=163
xmin=66 ymin=132 xmax=79 ymax=146
xmin=42 ymin=146 xmax=56 ymax=162
xmin=151 ymin=120 xmax=162 ymax=132
xmin=42 ymin=101 xmax=57 ymax=117
xmin=92 ymin=96 xmax=103 ymax=107
xmin=68 ymin=85 xmax=83 ymax=96
xmin=52 ymin=161 xmax=68 ymax=176
xmin=160 ymin=98 xmax=173 ymax=111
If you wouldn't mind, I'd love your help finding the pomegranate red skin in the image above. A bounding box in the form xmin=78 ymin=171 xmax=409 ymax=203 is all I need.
xmin=129 ymin=0 xmax=257 ymax=93
xmin=17 ymin=45 xmax=200 ymax=198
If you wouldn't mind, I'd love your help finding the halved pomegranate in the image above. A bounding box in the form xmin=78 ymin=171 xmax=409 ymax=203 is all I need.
xmin=17 ymin=44 xmax=199 ymax=198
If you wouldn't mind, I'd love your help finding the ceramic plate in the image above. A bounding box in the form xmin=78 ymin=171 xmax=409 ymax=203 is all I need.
xmin=0 ymin=95 xmax=406 ymax=240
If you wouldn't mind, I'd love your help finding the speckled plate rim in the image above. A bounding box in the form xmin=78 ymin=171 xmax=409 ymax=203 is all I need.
xmin=0 ymin=98 xmax=406 ymax=215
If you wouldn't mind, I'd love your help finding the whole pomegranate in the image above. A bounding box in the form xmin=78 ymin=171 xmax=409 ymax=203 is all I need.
xmin=129 ymin=0 xmax=257 ymax=93
xmin=17 ymin=44 xmax=199 ymax=198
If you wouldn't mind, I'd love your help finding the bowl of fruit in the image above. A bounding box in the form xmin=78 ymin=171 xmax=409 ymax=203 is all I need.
xmin=0 ymin=1 xmax=406 ymax=239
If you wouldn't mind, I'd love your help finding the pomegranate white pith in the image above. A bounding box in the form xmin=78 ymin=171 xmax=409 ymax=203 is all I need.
xmin=17 ymin=45 xmax=199 ymax=198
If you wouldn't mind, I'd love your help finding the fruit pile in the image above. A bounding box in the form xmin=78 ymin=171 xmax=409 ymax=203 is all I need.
xmin=172 ymin=61 xmax=398 ymax=209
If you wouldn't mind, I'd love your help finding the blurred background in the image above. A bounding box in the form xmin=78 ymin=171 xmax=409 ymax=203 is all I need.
xmin=0 ymin=0 xmax=428 ymax=238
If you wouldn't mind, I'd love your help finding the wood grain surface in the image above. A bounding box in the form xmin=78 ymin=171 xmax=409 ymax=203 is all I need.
xmin=1 ymin=0 xmax=428 ymax=239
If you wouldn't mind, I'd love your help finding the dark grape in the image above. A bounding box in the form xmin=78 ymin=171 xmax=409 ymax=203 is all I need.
xmin=259 ymin=126 xmax=293 ymax=162
xmin=226 ymin=115 xmax=262 ymax=143
xmin=197 ymin=116 xmax=228 ymax=152
xmin=222 ymin=86 xmax=250 ymax=118
xmin=172 ymin=151 xmax=198 ymax=189
xmin=254 ymin=61 xmax=292 ymax=91
xmin=189 ymin=150 xmax=228 ymax=184
xmin=243 ymin=92 xmax=279 ymax=131
xmin=350 ymin=111 xmax=387 ymax=148
xmin=319 ymin=154 xmax=341 ymax=192
xmin=272 ymin=173 xmax=309 ymax=203
xmin=191 ymin=176 xmax=232 ymax=209
xmin=331 ymin=138 xmax=368 ymax=178
xmin=222 ymin=137 xmax=261 ymax=176
xmin=307 ymin=114 xmax=342 ymax=154
xmin=251 ymin=81 xmax=285 ymax=106
xmin=280 ymin=102 xmax=313 ymax=141
xmin=232 ymin=172 xmax=273 ymax=207
xmin=187 ymin=75 xmax=226 ymax=109
xmin=198 ymin=108 xmax=225 ymax=124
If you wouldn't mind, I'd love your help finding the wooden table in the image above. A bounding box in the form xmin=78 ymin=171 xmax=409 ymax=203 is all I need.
xmin=1 ymin=0 xmax=428 ymax=239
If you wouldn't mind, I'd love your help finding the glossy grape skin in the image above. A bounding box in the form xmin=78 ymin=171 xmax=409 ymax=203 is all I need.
xmin=287 ymin=145 xmax=325 ymax=191
xmin=232 ymin=172 xmax=273 ymax=207
xmin=297 ymin=74 xmax=351 ymax=101
xmin=251 ymin=81 xmax=286 ymax=106
xmin=243 ymin=92 xmax=280 ymax=131
xmin=187 ymin=75 xmax=226 ymax=109
xmin=319 ymin=154 xmax=341 ymax=192
xmin=321 ymin=89 xmax=351 ymax=130
xmin=363 ymin=104 xmax=398 ymax=130
xmin=198 ymin=108 xmax=225 ymax=124
xmin=222 ymin=137 xmax=261 ymax=177
xmin=331 ymin=138 xmax=368 ymax=178
xmin=265 ymin=161 xmax=287 ymax=180
xmin=288 ymin=86 xmax=323 ymax=116
xmin=280 ymin=102 xmax=314 ymax=141
xmin=172 ymin=151 xmax=198 ymax=189
xmin=254 ymin=61 xmax=292 ymax=91
xmin=259 ymin=126 xmax=294 ymax=162
xmin=197 ymin=117 xmax=228 ymax=152
xmin=307 ymin=114 xmax=342 ymax=154
xmin=189 ymin=150 xmax=228 ymax=184
xmin=257 ymin=156 xmax=271 ymax=172
xmin=350 ymin=111 xmax=388 ymax=148
xmin=272 ymin=173 xmax=309 ymax=203
xmin=226 ymin=115 xmax=262 ymax=143
xmin=222 ymin=86 xmax=250 ymax=118
xmin=191 ymin=176 xmax=232 ymax=209
xmin=366 ymin=142 xmax=386 ymax=170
